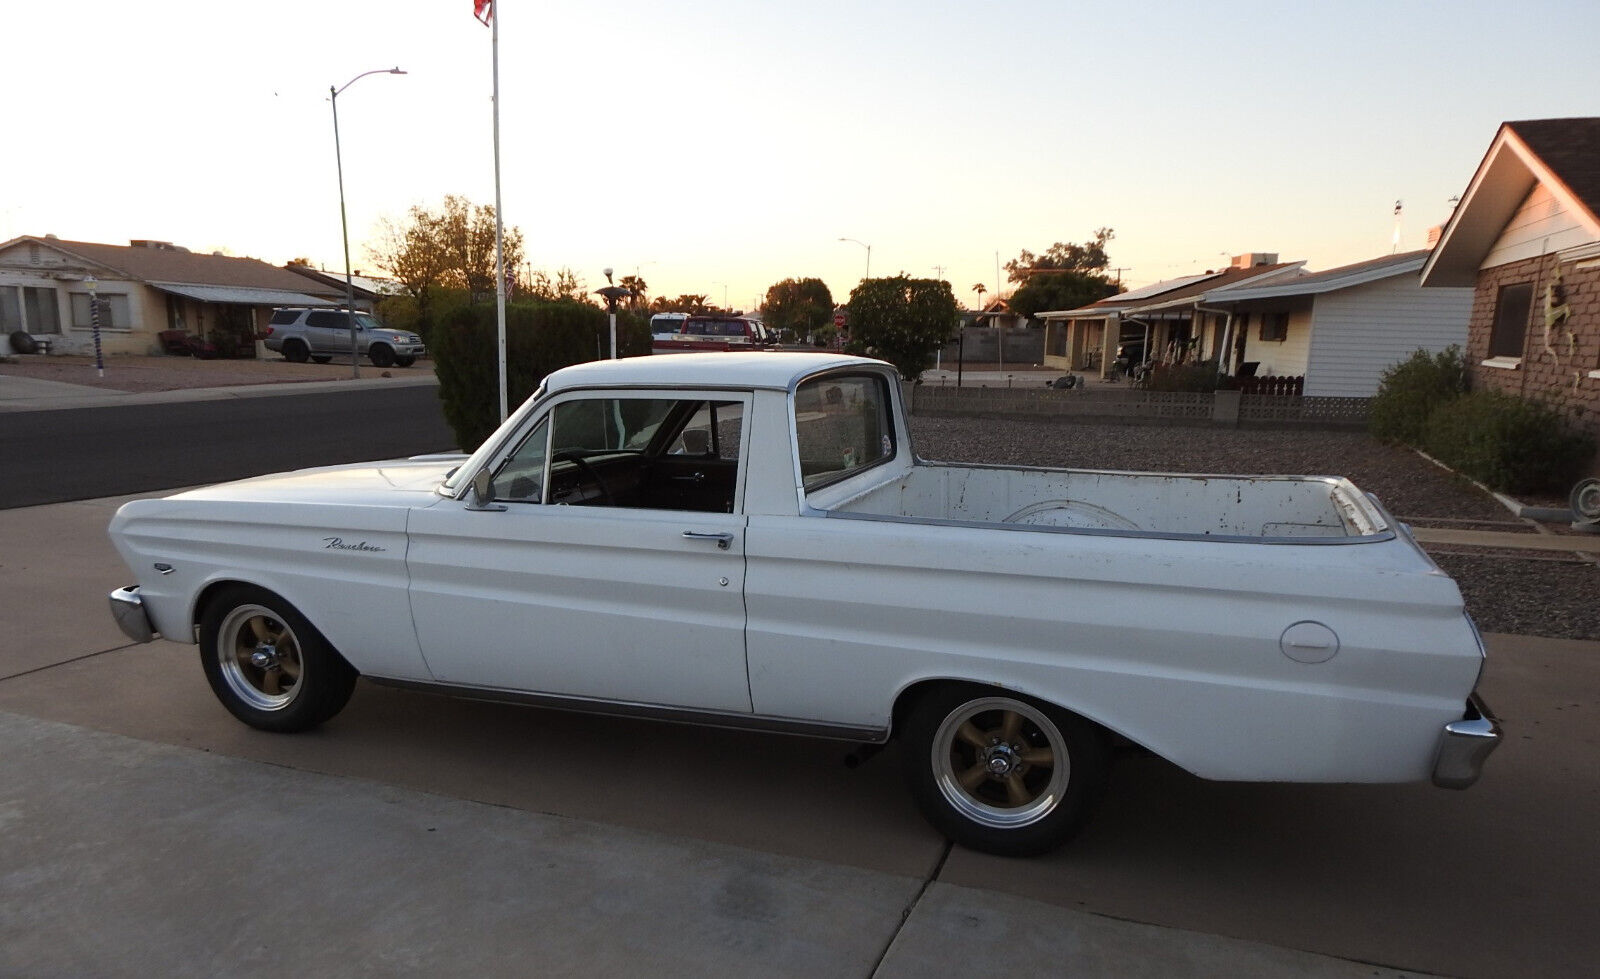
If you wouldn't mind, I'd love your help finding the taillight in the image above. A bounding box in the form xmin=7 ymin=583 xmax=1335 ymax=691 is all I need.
xmin=261 ymin=326 xmax=274 ymax=336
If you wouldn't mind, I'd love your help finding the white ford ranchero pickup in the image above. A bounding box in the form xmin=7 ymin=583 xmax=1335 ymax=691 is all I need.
xmin=108 ymin=352 xmax=1500 ymax=855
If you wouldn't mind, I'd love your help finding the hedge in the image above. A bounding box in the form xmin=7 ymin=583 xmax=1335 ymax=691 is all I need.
xmin=432 ymin=301 xmax=649 ymax=450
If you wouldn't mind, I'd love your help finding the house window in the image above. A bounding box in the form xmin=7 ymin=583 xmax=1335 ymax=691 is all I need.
xmin=1259 ymin=312 xmax=1289 ymax=342
xmin=1488 ymin=283 xmax=1532 ymax=360
xmin=23 ymin=287 xmax=61 ymax=334
xmin=0 ymin=287 xmax=19 ymax=331
xmin=70 ymin=292 xmax=131 ymax=330
xmin=0 ymin=286 xmax=62 ymax=334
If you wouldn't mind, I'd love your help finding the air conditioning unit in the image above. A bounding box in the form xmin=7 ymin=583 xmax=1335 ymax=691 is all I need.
xmin=1572 ymin=477 xmax=1600 ymax=533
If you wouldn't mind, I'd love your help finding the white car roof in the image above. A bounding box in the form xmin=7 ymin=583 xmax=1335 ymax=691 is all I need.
xmin=544 ymin=352 xmax=891 ymax=393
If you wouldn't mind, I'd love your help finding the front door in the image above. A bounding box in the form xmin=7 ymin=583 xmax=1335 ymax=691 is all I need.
xmin=405 ymin=391 xmax=754 ymax=713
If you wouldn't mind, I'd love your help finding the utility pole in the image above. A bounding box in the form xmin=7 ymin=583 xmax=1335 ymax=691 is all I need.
xmin=1108 ymin=267 xmax=1130 ymax=288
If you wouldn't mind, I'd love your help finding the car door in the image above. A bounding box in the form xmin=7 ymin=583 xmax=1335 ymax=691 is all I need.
xmin=406 ymin=390 xmax=754 ymax=713
xmin=303 ymin=309 xmax=346 ymax=355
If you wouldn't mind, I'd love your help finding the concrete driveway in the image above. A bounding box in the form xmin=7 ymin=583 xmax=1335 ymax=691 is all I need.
xmin=1 ymin=493 xmax=1593 ymax=976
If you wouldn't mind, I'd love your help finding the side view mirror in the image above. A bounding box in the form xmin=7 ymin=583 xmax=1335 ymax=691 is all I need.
xmin=466 ymin=469 xmax=507 ymax=512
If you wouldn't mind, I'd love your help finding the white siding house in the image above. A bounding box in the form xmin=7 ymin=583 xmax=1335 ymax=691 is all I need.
xmin=1204 ymin=251 xmax=1472 ymax=397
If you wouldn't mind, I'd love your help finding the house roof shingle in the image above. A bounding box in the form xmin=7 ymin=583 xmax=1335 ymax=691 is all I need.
xmin=1 ymin=237 xmax=344 ymax=297
xmin=1507 ymin=118 xmax=1600 ymax=223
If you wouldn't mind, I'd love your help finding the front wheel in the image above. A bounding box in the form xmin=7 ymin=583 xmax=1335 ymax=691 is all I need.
xmin=393 ymin=355 xmax=416 ymax=368
xmin=198 ymin=585 xmax=357 ymax=732
xmin=901 ymin=685 xmax=1107 ymax=856
xmin=368 ymin=344 xmax=395 ymax=368
xmin=310 ymin=355 xmax=333 ymax=364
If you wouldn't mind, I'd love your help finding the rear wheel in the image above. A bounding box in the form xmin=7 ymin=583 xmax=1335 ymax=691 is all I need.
xmin=368 ymin=344 xmax=395 ymax=367
xmin=283 ymin=340 xmax=309 ymax=363
xmin=901 ymin=685 xmax=1107 ymax=856
xmin=198 ymin=585 xmax=357 ymax=732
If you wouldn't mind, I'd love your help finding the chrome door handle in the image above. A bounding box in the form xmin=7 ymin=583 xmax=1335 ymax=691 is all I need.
xmin=681 ymin=531 xmax=734 ymax=550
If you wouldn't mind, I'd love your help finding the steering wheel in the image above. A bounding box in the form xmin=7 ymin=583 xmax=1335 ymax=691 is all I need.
xmin=552 ymin=450 xmax=614 ymax=506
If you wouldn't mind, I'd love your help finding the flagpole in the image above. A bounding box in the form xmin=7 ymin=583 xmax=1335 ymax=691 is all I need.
xmin=491 ymin=1 xmax=508 ymax=423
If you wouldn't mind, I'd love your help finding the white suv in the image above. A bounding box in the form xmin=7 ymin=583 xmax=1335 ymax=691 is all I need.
xmin=263 ymin=308 xmax=425 ymax=368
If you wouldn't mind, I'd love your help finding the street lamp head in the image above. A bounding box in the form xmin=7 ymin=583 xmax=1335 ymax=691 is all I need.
xmin=603 ymin=267 xmax=614 ymax=284
xmin=388 ymin=67 xmax=407 ymax=75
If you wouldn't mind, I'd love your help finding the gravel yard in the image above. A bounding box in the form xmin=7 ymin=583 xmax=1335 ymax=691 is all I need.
xmin=909 ymin=414 xmax=1600 ymax=640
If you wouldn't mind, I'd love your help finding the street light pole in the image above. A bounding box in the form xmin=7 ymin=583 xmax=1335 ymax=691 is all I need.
xmin=331 ymin=66 xmax=405 ymax=380
xmin=837 ymin=237 xmax=871 ymax=280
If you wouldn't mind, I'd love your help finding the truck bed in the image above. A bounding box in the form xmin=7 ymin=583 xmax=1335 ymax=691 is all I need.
xmin=823 ymin=461 xmax=1392 ymax=540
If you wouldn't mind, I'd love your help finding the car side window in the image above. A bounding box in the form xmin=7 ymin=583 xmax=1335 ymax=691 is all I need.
xmin=492 ymin=417 xmax=549 ymax=503
xmin=794 ymin=374 xmax=894 ymax=490
xmin=670 ymin=401 xmax=743 ymax=460
xmin=492 ymin=395 xmax=746 ymax=513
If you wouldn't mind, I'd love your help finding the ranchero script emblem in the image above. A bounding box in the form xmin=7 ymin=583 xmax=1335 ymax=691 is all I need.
xmin=322 ymin=537 xmax=387 ymax=553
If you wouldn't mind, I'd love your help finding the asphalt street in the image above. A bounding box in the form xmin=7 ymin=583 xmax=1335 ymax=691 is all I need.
xmin=0 ymin=382 xmax=457 ymax=509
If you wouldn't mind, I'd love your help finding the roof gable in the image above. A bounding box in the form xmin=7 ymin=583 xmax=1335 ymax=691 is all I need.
xmin=1422 ymin=118 xmax=1600 ymax=287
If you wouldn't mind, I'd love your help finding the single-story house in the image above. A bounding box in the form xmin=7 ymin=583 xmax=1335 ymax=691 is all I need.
xmin=1038 ymin=255 xmax=1302 ymax=377
xmin=0 ymin=235 xmax=343 ymax=358
xmin=1200 ymin=250 xmax=1472 ymax=396
xmin=284 ymin=263 xmax=398 ymax=313
xmin=1421 ymin=117 xmax=1600 ymax=457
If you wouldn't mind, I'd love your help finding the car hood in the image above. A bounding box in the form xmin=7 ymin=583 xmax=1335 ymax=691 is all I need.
xmin=165 ymin=457 xmax=462 ymax=507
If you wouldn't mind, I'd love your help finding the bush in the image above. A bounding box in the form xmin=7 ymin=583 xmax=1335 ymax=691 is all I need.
xmin=1369 ymin=346 xmax=1467 ymax=444
xmin=1421 ymin=391 xmax=1595 ymax=495
xmin=433 ymin=301 xmax=649 ymax=450
xmin=1144 ymin=360 xmax=1221 ymax=393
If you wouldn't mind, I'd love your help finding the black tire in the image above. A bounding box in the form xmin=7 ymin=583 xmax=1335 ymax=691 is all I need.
xmin=9 ymin=331 xmax=38 ymax=355
xmin=198 ymin=584 xmax=358 ymax=733
xmin=900 ymin=684 xmax=1107 ymax=856
xmin=393 ymin=355 xmax=416 ymax=368
xmin=368 ymin=344 xmax=395 ymax=368
xmin=283 ymin=340 xmax=309 ymax=363
xmin=310 ymin=355 xmax=333 ymax=364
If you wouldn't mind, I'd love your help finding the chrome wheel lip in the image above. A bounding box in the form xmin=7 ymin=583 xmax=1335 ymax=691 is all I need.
xmin=217 ymin=604 xmax=300 ymax=712
xmin=931 ymin=696 xmax=1069 ymax=830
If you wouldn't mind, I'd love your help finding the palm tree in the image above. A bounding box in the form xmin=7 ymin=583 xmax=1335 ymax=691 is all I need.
xmin=972 ymin=283 xmax=987 ymax=310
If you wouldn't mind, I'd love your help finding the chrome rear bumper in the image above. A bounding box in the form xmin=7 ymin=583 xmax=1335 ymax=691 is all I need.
xmin=109 ymin=585 xmax=157 ymax=643
xmin=1432 ymin=693 xmax=1500 ymax=789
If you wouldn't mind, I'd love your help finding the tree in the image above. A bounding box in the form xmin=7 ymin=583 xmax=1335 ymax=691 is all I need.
xmin=1002 ymin=228 xmax=1119 ymax=319
xmin=844 ymin=276 xmax=959 ymax=381
xmin=1004 ymin=228 xmax=1115 ymax=283
xmin=762 ymin=277 xmax=833 ymax=342
xmin=618 ymin=274 xmax=648 ymax=311
xmin=522 ymin=267 xmax=592 ymax=305
xmin=971 ymin=283 xmax=987 ymax=310
xmin=368 ymin=195 xmax=526 ymax=312
xmin=649 ymin=294 xmax=711 ymax=314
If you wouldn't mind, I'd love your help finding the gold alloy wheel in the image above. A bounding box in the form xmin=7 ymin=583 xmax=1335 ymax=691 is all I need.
xmin=217 ymin=604 xmax=304 ymax=711
xmin=931 ymin=697 xmax=1071 ymax=830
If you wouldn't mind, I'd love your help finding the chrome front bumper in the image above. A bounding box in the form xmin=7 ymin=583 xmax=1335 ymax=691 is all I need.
xmin=108 ymin=585 xmax=157 ymax=643
xmin=1432 ymin=693 xmax=1500 ymax=789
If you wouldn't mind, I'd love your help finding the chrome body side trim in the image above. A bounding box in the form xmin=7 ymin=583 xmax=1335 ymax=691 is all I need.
xmin=108 ymin=585 xmax=157 ymax=643
xmin=1432 ymin=693 xmax=1500 ymax=789
xmin=365 ymin=676 xmax=888 ymax=743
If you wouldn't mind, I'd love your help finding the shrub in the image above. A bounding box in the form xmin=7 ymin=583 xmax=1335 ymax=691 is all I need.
xmin=1368 ymin=346 xmax=1467 ymax=444
xmin=432 ymin=301 xmax=649 ymax=450
xmin=1145 ymin=360 xmax=1221 ymax=393
xmin=1421 ymin=391 xmax=1595 ymax=495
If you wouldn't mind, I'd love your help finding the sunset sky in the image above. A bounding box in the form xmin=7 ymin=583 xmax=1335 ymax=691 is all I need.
xmin=5 ymin=0 xmax=1599 ymax=311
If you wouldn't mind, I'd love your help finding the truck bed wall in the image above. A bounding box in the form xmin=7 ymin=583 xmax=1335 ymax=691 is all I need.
xmin=827 ymin=463 xmax=1388 ymax=539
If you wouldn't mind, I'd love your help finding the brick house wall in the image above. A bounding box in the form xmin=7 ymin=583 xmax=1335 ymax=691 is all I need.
xmin=1468 ymin=253 xmax=1600 ymax=470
